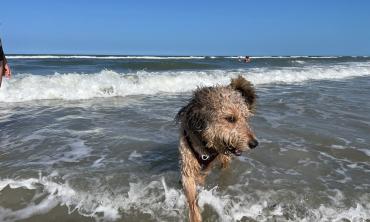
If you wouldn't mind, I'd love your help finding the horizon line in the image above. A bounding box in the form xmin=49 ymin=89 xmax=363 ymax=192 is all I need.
xmin=6 ymin=53 xmax=370 ymax=57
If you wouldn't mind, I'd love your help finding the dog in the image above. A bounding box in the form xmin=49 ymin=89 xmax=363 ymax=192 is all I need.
xmin=176 ymin=75 xmax=258 ymax=222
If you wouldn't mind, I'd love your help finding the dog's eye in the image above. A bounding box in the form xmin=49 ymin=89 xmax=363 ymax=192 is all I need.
xmin=225 ymin=116 xmax=236 ymax=123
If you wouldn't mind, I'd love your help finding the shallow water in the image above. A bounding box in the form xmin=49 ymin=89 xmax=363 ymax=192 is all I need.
xmin=0 ymin=56 xmax=370 ymax=221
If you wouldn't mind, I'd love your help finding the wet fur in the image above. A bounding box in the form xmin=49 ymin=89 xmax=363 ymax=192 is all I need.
xmin=176 ymin=76 xmax=258 ymax=222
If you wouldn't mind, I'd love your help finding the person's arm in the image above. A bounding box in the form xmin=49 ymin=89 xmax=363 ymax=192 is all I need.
xmin=0 ymin=40 xmax=4 ymax=87
xmin=0 ymin=39 xmax=4 ymax=61
xmin=0 ymin=39 xmax=11 ymax=78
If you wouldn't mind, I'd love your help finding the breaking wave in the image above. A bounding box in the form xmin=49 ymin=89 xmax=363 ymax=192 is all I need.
xmin=0 ymin=175 xmax=368 ymax=222
xmin=1 ymin=63 xmax=370 ymax=102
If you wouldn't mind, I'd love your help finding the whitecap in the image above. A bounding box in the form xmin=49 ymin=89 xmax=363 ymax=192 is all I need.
xmin=1 ymin=63 xmax=370 ymax=102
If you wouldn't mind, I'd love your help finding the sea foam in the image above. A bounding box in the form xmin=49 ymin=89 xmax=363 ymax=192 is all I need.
xmin=0 ymin=175 xmax=369 ymax=222
xmin=1 ymin=63 xmax=370 ymax=102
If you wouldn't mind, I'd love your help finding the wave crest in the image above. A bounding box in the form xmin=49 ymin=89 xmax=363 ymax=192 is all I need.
xmin=0 ymin=176 xmax=369 ymax=222
xmin=1 ymin=64 xmax=370 ymax=102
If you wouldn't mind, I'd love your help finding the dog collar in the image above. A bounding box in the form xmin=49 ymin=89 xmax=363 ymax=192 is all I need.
xmin=183 ymin=130 xmax=219 ymax=170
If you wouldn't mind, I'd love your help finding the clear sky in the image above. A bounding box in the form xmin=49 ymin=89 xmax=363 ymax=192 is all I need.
xmin=1 ymin=0 xmax=370 ymax=55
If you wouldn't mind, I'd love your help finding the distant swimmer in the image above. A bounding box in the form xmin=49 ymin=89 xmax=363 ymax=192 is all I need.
xmin=241 ymin=56 xmax=252 ymax=63
xmin=238 ymin=56 xmax=252 ymax=63
xmin=0 ymin=38 xmax=12 ymax=87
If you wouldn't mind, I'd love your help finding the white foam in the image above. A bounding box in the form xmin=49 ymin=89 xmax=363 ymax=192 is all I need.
xmin=128 ymin=150 xmax=142 ymax=161
xmin=91 ymin=156 xmax=105 ymax=168
xmin=0 ymin=176 xmax=369 ymax=222
xmin=60 ymin=140 xmax=92 ymax=162
xmin=358 ymin=148 xmax=370 ymax=156
xmin=1 ymin=63 xmax=370 ymax=103
xmin=330 ymin=144 xmax=347 ymax=150
xmin=0 ymin=178 xmax=39 ymax=190
xmin=314 ymin=204 xmax=370 ymax=221
xmin=292 ymin=60 xmax=306 ymax=64
xmin=224 ymin=56 xmax=241 ymax=59
xmin=198 ymin=187 xmax=233 ymax=221
xmin=23 ymin=137 xmax=93 ymax=166
xmin=0 ymin=175 xmax=121 ymax=221
xmin=161 ymin=178 xmax=186 ymax=210
xmin=224 ymin=56 xmax=340 ymax=59
xmin=0 ymin=176 xmax=75 ymax=221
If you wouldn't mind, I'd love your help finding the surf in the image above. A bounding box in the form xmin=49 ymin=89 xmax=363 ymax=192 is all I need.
xmin=1 ymin=63 xmax=370 ymax=103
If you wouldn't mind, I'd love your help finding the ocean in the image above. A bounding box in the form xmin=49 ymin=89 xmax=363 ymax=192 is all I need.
xmin=0 ymin=55 xmax=369 ymax=222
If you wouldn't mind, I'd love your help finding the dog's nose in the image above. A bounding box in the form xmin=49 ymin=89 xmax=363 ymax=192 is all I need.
xmin=248 ymin=139 xmax=259 ymax=149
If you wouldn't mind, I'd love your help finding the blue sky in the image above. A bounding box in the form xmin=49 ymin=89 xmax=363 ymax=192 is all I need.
xmin=1 ymin=0 xmax=370 ymax=55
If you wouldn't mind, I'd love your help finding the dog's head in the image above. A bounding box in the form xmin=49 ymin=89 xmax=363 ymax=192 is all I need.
xmin=177 ymin=75 xmax=258 ymax=156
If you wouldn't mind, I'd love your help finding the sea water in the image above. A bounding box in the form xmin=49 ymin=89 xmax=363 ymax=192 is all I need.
xmin=0 ymin=55 xmax=369 ymax=221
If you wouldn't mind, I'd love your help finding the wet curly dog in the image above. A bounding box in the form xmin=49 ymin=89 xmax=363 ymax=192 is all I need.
xmin=176 ymin=76 xmax=259 ymax=222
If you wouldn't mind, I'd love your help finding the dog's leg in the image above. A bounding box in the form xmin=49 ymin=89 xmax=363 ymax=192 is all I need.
xmin=182 ymin=175 xmax=202 ymax=222
xmin=179 ymin=134 xmax=202 ymax=222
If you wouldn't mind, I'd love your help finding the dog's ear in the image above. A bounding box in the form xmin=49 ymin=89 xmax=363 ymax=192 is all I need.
xmin=187 ymin=109 xmax=206 ymax=131
xmin=230 ymin=75 xmax=256 ymax=111
xmin=176 ymin=102 xmax=206 ymax=131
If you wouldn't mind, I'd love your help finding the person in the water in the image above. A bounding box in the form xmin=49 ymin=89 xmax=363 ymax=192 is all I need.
xmin=243 ymin=56 xmax=251 ymax=63
xmin=0 ymin=38 xmax=12 ymax=87
xmin=239 ymin=56 xmax=252 ymax=63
